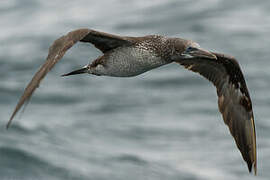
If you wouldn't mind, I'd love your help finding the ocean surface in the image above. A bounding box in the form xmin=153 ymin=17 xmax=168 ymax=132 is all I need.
xmin=0 ymin=0 xmax=269 ymax=179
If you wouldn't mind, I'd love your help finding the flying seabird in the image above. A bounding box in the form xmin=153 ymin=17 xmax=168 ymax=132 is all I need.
xmin=7 ymin=29 xmax=257 ymax=174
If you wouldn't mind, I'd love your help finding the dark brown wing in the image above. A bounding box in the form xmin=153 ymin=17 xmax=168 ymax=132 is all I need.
xmin=174 ymin=53 xmax=257 ymax=174
xmin=80 ymin=29 xmax=133 ymax=52
xmin=7 ymin=29 xmax=133 ymax=128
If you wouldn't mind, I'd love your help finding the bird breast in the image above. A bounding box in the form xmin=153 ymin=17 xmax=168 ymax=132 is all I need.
xmin=100 ymin=47 xmax=170 ymax=77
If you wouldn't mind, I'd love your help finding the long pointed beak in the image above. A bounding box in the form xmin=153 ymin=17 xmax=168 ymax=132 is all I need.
xmin=61 ymin=66 xmax=88 ymax=77
xmin=182 ymin=48 xmax=217 ymax=60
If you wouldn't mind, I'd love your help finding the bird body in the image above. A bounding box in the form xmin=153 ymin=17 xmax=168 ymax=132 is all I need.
xmin=70 ymin=35 xmax=203 ymax=77
xmin=7 ymin=29 xmax=257 ymax=174
xmin=89 ymin=45 xmax=169 ymax=77
xmin=86 ymin=35 xmax=182 ymax=77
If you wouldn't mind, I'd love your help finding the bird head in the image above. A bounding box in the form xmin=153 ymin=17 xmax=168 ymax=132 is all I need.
xmin=181 ymin=45 xmax=217 ymax=60
xmin=171 ymin=39 xmax=217 ymax=61
xmin=180 ymin=40 xmax=217 ymax=60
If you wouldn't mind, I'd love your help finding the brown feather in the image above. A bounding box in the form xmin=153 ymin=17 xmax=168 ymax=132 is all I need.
xmin=80 ymin=29 xmax=133 ymax=52
xmin=7 ymin=28 xmax=133 ymax=128
xmin=174 ymin=53 xmax=257 ymax=174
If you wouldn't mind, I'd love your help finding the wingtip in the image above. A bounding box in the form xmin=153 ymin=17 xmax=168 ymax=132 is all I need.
xmin=248 ymin=161 xmax=257 ymax=175
xmin=6 ymin=112 xmax=16 ymax=129
xmin=254 ymin=162 xmax=257 ymax=175
xmin=6 ymin=119 xmax=11 ymax=130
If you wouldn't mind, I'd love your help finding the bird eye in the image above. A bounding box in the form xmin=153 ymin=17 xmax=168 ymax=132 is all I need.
xmin=186 ymin=46 xmax=195 ymax=52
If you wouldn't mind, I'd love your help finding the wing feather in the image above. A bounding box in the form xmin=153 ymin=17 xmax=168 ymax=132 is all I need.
xmin=7 ymin=29 xmax=133 ymax=128
xmin=80 ymin=29 xmax=133 ymax=52
xmin=175 ymin=53 xmax=257 ymax=174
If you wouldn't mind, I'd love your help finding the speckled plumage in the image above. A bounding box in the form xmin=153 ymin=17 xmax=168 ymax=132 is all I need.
xmin=89 ymin=35 xmax=172 ymax=77
xmin=7 ymin=29 xmax=257 ymax=175
xmin=87 ymin=35 xmax=200 ymax=77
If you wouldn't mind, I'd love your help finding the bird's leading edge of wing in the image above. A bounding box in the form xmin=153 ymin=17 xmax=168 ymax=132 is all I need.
xmin=7 ymin=29 xmax=257 ymax=174
xmin=173 ymin=53 xmax=257 ymax=174
xmin=7 ymin=28 xmax=133 ymax=128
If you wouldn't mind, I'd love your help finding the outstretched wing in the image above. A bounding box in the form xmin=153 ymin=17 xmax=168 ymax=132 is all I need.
xmin=7 ymin=29 xmax=133 ymax=128
xmin=80 ymin=29 xmax=133 ymax=52
xmin=174 ymin=53 xmax=257 ymax=174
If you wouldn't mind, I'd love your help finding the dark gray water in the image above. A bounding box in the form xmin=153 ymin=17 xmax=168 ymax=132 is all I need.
xmin=1 ymin=0 xmax=269 ymax=179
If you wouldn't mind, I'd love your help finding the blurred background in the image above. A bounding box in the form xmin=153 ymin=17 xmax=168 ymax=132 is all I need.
xmin=0 ymin=0 xmax=269 ymax=179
